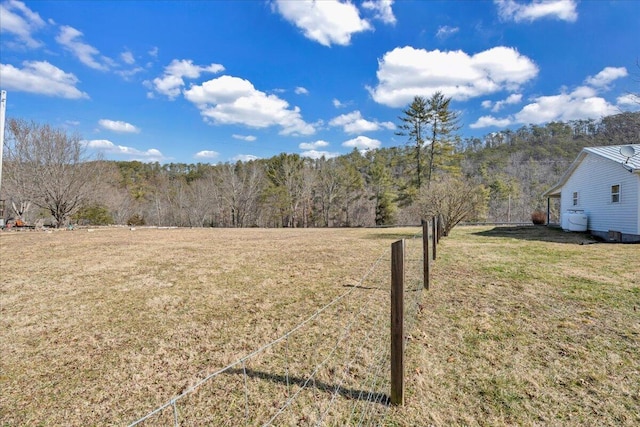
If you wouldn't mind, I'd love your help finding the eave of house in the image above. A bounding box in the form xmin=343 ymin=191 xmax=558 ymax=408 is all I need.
xmin=542 ymin=151 xmax=587 ymax=198
xmin=542 ymin=145 xmax=640 ymax=198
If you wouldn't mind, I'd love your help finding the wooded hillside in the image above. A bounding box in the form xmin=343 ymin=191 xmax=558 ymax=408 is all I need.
xmin=2 ymin=112 xmax=638 ymax=228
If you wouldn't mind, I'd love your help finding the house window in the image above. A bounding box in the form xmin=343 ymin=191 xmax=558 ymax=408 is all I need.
xmin=572 ymin=192 xmax=579 ymax=206
xmin=611 ymin=184 xmax=620 ymax=203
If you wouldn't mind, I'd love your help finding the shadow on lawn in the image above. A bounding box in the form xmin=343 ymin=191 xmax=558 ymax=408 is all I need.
xmin=473 ymin=225 xmax=596 ymax=244
xmin=223 ymin=367 xmax=390 ymax=405
xmin=342 ymin=283 xmax=387 ymax=291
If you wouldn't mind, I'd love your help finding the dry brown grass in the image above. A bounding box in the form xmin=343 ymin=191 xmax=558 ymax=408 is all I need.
xmin=1 ymin=225 xmax=639 ymax=426
xmin=1 ymin=227 xmax=417 ymax=426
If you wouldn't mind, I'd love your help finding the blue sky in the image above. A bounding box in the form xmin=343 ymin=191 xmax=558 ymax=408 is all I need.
xmin=1 ymin=0 xmax=638 ymax=164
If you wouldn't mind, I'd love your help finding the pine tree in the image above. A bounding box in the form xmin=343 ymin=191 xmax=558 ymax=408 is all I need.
xmin=424 ymin=92 xmax=460 ymax=187
xmin=396 ymin=96 xmax=427 ymax=190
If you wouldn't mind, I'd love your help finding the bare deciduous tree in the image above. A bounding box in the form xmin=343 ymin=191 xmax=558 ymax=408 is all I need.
xmin=218 ymin=161 xmax=264 ymax=227
xmin=316 ymin=158 xmax=345 ymax=227
xmin=4 ymin=119 xmax=103 ymax=227
xmin=417 ymin=174 xmax=488 ymax=236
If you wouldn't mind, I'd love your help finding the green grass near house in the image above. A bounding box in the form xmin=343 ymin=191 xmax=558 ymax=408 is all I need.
xmin=387 ymin=225 xmax=639 ymax=426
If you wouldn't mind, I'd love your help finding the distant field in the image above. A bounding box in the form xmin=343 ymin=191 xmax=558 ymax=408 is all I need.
xmin=1 ymin=225 xmax=638 ymax=426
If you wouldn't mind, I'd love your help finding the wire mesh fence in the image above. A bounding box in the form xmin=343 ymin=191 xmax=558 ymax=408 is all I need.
xmin=128 ymin=227 xmax=430 ymax=426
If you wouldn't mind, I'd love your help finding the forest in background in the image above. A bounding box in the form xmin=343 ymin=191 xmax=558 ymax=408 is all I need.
xmin=2 ymin=111 xmax=639 ymax=230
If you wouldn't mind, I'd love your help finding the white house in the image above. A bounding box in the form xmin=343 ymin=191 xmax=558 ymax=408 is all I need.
xmin=543 ymin=144 xmax=640 ymax=242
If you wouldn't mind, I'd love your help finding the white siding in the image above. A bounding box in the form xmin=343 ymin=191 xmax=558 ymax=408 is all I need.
xmin=560 ymin=153 xmax=640 ymax=235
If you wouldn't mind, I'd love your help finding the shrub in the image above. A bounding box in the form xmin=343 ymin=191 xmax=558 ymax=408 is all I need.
xmin=72 ymin=205 xmax=113 ymax=226
xmin=126 ymin=214 xmax=145 ymax=226
xmin=417 ymin=175 xmax=488 ymax=236
xmin=531 ymin=210 xmax=546 ymax=225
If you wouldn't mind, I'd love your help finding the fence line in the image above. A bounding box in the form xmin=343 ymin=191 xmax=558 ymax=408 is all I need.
xmin=128 ymin=244 xmax=391 ymax=425
xmin=405 ymin=233 xmax=429 ymax=335
xmin=316 ymin=308 xmax=388 ymax=425
xmin=261 ymin=279 xmax=389 ymax=426
xmin=128 ymin=226 xmax=432 ymax=426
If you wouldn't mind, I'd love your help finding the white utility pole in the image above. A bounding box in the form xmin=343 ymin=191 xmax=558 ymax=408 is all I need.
xmin=0 ymin=90 xmax=6 ymax=228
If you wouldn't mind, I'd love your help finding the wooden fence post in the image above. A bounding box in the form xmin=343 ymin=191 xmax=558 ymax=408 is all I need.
xmin=422 ymin=220 xmax=430 ymax=290
xmin=391 ymin=239 xmax=405 ymax=406
xmin=431 ymin=216 xmax=437 ymax=261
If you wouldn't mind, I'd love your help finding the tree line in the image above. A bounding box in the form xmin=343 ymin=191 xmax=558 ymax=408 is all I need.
xmin=2 ymin=95 xmax=638 ymax=233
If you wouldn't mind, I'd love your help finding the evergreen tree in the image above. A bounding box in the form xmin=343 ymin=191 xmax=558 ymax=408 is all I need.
xmin=424 ymin=92 xmax=460 ymax=186
xmin=263 ymin=153 xmax=305 ymax=227
xmin=396 ymin=96 xmax=427 ymax=190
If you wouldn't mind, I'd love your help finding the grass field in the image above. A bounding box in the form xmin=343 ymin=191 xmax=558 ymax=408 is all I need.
xmin=1 ymin=225 xmax=638 ymax=426
xmin=386 ymin=226 xmax=640 ymax=427
xmin=1 ymin=226 xmax=415 ymax=426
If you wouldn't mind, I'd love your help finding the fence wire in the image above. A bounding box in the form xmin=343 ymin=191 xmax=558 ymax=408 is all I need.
xmin=128 ymin=228 xmax=429 ymax=427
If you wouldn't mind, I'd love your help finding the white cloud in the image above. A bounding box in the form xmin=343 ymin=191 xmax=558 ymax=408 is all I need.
xmin=584 ymin=67 xmax=628 ymax=89
xmin=194 ymin=150 xmax=220 ymax=159
xmin=0 ymin=61 xmax=88 ymax=99
xmin=56 ymin=25 xmax=112 ymax=71
xmin=184 ymin=75 xmax=315 ymax=136
xmin=368 ymin=45 xmax=538 ymax=107
xmin=483 ymin=93 xmax=523 ymax=112
xmin=98 ymin=119 xmax=140 ymax=133
xmin=342 ymin=135 xmax=381 ymax=151
xmin=436 ymin=25 xmax=459 ymax=39
xmin=0 ymin=0 xmax=46 ymax=48
xmin=295 ymin=86 xmax=309 ymax=95
xmin=570 ymin=85 xmax=597 ymax=98
xmin=233 ymin=154 xmax=260 ymax=162
xmin=121 ymin=50 xmax=135 ymax=65
xmin=85 ymin=139 xmax=114 ymax=149
xmin=148 ymin=47 xmax=159 ymax=58
xmin=495 ymin=95 xmax=523 ymax=111
xmin=301 ymin=149 xmax=340 ymax=159
xmin=617 ymin=93 xmax=640 ymax=107
xmin=362 ymin=0 xmax=396 ymax=25
xmin=85 ymin=139 xmax=165 ymax=161
xmin=116 ymin=66 xmax=144 ymax=80
xmin=514 ymin=88 xmax=619 ymax=124
xmin=149 ymin=59 xmax=225 ymax=100
xmin=273 ymin=0 xmax=372 ymax=47
xmin=165 ymin=58 xmax=223 ymax=79
xmin=471 ymin=85 xmax=620 ymax=128
xmin=299 ymin=140 xmax=330 ymax=150
xmin=329 ymin=110 xmax=395 ymax=133
xmin=496 ymin=0 xmax=578 ymax=23
xmin=470 ymin=115 xmax=513 ymax=129
xmin=232 ymin=134 xmax=257 ymax=142
xmin=333 ymin=98 xmax=345 ymax=108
